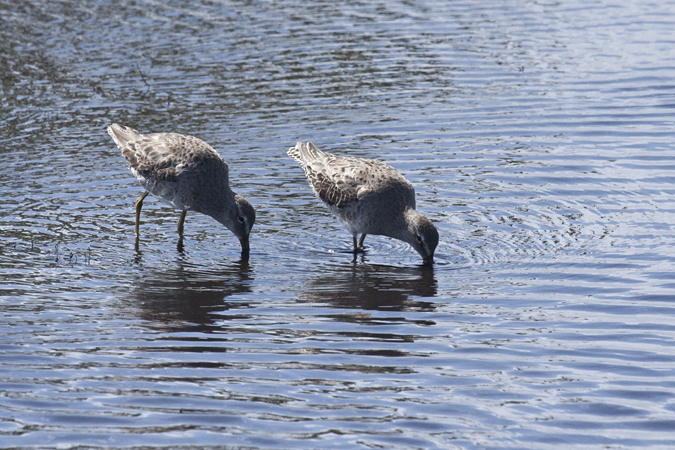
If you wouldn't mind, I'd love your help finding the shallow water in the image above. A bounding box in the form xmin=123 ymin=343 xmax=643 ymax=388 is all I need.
xmin=3 ymin=0 xmax=675 ymax=448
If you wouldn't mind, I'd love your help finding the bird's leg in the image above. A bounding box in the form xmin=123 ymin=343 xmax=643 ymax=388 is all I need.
xmin=358 ymin=234 xmax=367 ymax=248
xmin=177 ymin=210 xmax=187 ymax=240
xmin=134 ymin=191 xmax=149 ymax=237
xmin=352 ymin=234 xmax=367 ymax=253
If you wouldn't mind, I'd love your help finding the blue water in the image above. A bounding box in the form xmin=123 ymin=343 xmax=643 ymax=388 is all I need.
xmin=2 ymin=0 xmax=675 ymax=448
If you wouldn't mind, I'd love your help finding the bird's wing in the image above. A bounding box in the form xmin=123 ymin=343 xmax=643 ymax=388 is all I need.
xmin=288 ymin=141 xmax=382 ymax=208
xmin=108 ymin=124 xmax=224 ymax=183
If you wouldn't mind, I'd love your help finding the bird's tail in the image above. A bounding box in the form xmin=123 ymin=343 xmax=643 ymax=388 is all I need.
xmin=107 ymin=123 xmax=143 ymax=149
xmin=287 ymin=141 xmax=327 ymax=166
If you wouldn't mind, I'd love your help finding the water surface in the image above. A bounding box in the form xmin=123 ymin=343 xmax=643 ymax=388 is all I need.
xmin=3 ymin=0 xmax=675 ymax=448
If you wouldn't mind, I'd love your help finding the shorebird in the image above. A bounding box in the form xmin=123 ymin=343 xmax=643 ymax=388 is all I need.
xmin=107 ymin=124 xmax=255 ymax=255
xmin=288 ymin=141 xmax=438 ymax=265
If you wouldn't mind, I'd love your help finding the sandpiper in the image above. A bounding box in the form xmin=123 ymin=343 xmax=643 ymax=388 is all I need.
xmin=288 ymin=141 xmax=438 ymax=265
xmin=107 ymin=124 xmax=255 ymax=255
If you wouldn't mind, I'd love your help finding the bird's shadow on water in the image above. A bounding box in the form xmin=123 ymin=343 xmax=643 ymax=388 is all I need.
xmin=295 ymin=260 xmax=439 ymax=312
xmin=121 ymin=258 xmax=253 ymax=331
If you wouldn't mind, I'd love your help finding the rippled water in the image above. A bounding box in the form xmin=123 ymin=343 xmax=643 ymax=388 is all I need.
xmin=3 ymin=0 xmax=675 ymax=448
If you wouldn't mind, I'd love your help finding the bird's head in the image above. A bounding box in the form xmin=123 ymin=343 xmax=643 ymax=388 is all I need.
xmin=406 ymin=212 xmax=439 ymax=266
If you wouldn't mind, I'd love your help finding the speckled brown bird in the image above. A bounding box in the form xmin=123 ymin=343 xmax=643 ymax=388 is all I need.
xmin=288 ymin=141 xmax=438 ymax=265
xmin=107 ymin=124 xmax=255 ymax=255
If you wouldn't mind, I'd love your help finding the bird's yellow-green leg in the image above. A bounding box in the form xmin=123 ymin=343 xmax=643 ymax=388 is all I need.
xmin=134 ymin=191 xmax=149 ymax=237
xmin=358 ymin=234 xmax=367 ymax=248
xmin=177 ymin=210 xmax=187 ymax=240
xmin=353 ymin=234 xmax=367 ymax=253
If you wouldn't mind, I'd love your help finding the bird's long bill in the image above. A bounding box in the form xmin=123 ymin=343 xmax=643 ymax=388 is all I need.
xmin=422 ymin=255 xmax=434 ymax=266
xmin=240 ymin=235 xmax=250 ymax=259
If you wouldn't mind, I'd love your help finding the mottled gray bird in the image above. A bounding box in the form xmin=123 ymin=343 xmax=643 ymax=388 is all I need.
xmin=107 ymin=124 xmax=255 ymax=255
xmin=288 ymin=141 xmax=438 ymax=265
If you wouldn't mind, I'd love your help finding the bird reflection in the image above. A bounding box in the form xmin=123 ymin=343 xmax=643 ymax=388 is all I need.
xmin=297 ymin=263 xmax=437 ymax=311
xmin=122 ymin=260 xmax=253 ymax=330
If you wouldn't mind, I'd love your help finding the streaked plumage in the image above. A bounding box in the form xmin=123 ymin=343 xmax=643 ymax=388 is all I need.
xmin=107 ymin=123 xmax=255 ymax=255
xmin=288 ymin=141 xmax=438 ymax=265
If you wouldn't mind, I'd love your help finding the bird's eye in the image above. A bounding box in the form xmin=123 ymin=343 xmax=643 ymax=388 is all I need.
xmin=416 ymin=235 xmax=423 ymax=244
xmin=237 ymin=216 xmax=245 ymax=224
